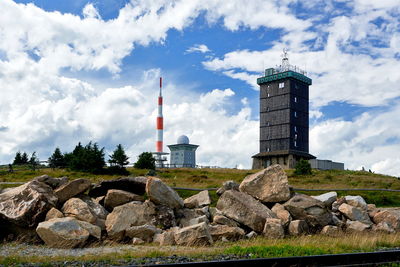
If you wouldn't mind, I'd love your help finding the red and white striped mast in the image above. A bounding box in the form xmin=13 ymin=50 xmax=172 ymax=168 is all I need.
xmin=156 ymin=77 xmax=164 ymax=154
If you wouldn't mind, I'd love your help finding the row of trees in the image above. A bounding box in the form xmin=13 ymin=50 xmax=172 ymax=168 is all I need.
xmin=12 ymin=142 xmax=156 ymax=174
xmin=47 ymin=142 xmax=155 ymax=174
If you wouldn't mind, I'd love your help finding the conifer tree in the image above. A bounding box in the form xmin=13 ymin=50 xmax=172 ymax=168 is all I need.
xmin=48 ymin=147 xmax=65 ymax=168
xmin=109 ymin=144 xmax=129 ymax=168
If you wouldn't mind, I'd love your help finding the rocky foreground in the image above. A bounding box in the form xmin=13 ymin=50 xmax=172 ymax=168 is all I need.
xmin=0 ymin=165 xmax=399 ymax=248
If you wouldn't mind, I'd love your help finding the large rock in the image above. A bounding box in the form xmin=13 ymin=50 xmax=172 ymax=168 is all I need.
xmin=209 ymin=225 xmax=245 ymax=241
xmin=34 ymin=175 xmax=68 ymax=189
xmin=0 ymin=180 xmax=58 ymax=227
xmin=372 ymin=222 xmax=395 ymax=234
xmin=45 ymin=208 xmax=64 ymax=221
xmin=188 ymin=215 xmax=209 ymax=226
xmin=345 ymin=196 xmax=367 ymax=210
xmin=146 ymin=177 xmax=184 ymax=209
xmin=76 ymin=220 xmax=102 ymax=239
xmin=174 ymin=222 xmax=213 ymax=246
xmin=213 ymin=214 xmax=240 ymax=227
xmin=153 ymin=227 xmax=178 ymax=246
xmin=271 ymin=203 xmax=291 ymax=226
xmin=79 ymin=195 xmax=108 ymax=221
xmin=239 ymin=165 xmax=291 ymax=203
xmin=55 ymin=178 xmax=91 ymax=203
xmin=373 ymin=209 xmax=400 ymax=230
xmin=338 ymin=203 xmax=372 ymax=225
xmin=89 ymin=176 xmax=148 ymax=198
xmin=288 ymin=220 xmax=309 ymax=235
xmin=321 ymin=225 xmax=341 ymax=236
xmin=105 ymin=201 xmax=156 ymax=240
xmin=312 ymin=192 xmax=337 ymax=208
xmin=346 ymin=220 xmax=371 ymax=232
xmin=104 ymin=189 xmax=144 ymax=210
xmin=263 ymin=218 xmax=284 ymax=239
xmin=36 ymin=217 xmax=90 ymax=248
xmin=184 ymin=190 xmax=211 ymax=208
xmin=125 ymin=224 xmax=161 ymax=242
xmin=62 ymin=198 xmax=97 ymax=224
xmin=216 ymin=180 xmax=239 ymax=196
xmin=216 ymin=190 xmax=276 ymax=232
xmin=153 ymin=204 xmax=177 ymax=229
xmin=283 ymin=194 xmax=332 ymax=230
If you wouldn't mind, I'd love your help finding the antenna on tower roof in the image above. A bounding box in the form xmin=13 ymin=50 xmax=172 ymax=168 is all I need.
xmin=281 ymin=48 xmax=289 ymax=71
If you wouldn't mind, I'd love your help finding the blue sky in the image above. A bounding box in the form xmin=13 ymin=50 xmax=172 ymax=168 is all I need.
xmin=0 ymin=0 xmax=399 ymax=175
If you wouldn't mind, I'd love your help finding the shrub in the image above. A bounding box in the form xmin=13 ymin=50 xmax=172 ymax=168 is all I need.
xmin=134 ymin=152 xmax=155 ymax=170
xmin=294 ymin=159 xmax=312 ymax=175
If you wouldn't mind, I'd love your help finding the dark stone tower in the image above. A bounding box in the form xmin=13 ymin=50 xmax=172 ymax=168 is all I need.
xmin=252 ymin=51 xmax=315 ymax=169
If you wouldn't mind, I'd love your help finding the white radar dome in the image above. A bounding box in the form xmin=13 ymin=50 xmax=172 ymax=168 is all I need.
xmin=177 ymin=135 xmax=189 ymax=144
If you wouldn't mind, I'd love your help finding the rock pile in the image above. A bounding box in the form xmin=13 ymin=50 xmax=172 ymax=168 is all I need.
xmin=1 ymin=165 xmax=400 ymax=248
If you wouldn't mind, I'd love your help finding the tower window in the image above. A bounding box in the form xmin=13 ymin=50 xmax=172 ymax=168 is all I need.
xmin=294 ymin=126 xmax=297 ymax=132
xmin=294 ymin=133 xmax=298 ymax=139
xmin=294 ymin=97 xmax=297 ymax=103
xmin=294 ymin=111 xmax=298 ymax=118
xmin=266 ymin=122 xmax=270 ymax=126
xmin=294 ymin=141 xmax=297 ymax=147
xmin=267 ymin=93 xmax=270 ymax=97
xmin=279 ymin=82 xmax=285 ymax=88
xmin=267 ymin=107 xmax=270 ymax=112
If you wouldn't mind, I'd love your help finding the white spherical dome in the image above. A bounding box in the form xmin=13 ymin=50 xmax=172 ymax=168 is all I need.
xmin=177 ymin=135 xmax=189 ymax=144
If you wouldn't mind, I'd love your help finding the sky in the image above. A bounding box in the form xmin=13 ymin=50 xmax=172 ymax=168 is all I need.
xmin=0 ymin=0 xmax=399 ymax=175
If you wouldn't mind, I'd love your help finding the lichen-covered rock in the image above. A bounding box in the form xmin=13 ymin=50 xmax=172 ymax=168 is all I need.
xmin=104 ymin=189 xmax=144 ymax=210
xmin=75 ymin=220 xmax=102 ymax=239
xmin=55 ymin=179 xmax=91 ymax=203
xmin=176 ymin=208 xmax=207 ymax=227
xmin=209 ymin=225 xmax=245 ymax=241
xmin=288 ymin=220 xmax=309 ymax=235
xmin=89 ymin=176 xmax=148 ymax=198
xmin=263 ymin=218 xmax=284 ymax=239
xmin=346 ymin=220 xmax=371 ymax=232
xmin=188 ymin=215 xmax=209 ymax=226
xmin=217 ymin=190 xmax=276 ymax=233
xmin=36 ymin=217 xmax=89 ymax=248
xmin=239 ymin=165 xmax=290 ymax=202
xmin=271 ymin=203 xmax=291 ymax=226
xmin=345 ymin=196 xmax=367 ymax=210
xmin=213 ymin=214 xmax=240 ymax=227
xmin=105 ymin=201 xmax=156 ymax=240
xmin=312 ymin=192 xmax=337 ymax=208
xmin=153 ymin=228 xmax=178 ymax=246
xmin=125 ymin=224 xmax=161 ymax=242
xmin=34 ymin=175 xmax=68 ymax=189
xmin=0 ymin=180 xmax=58 ymax=227
xmin=146 ymin=177 xmax=184 ymax=209
xmin=284 ymin=194 xmax=332 ymax=230
xmin=184 ymin=190 xmax=211 ymax=208
xmin=174 ymin=222 xmax=213 ymax=246
xmin=373 ymin=209 xmax=400 ymax=230
xmin=321 ymin=225 xmax=341 ymax=236
xmin=79 ymin=195 xmax=108 ymax=221
xmin=338 ymin=203 xmax=372 ymax=225
xmin=216 ymin=180 xmax=239 ymax=196
xmin=45 ymin=208 xmax=64 ymax=221
xmin=62 ymin=198 xmax=97 ymax=224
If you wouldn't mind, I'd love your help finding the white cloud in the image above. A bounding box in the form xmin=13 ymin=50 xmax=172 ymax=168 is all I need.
xmin=82 ymin=3 xmax=101 ymax=19
xmin=186 ymin=44 xmax=210 ymax=54
xmin=310 ymin=103 xmax=400 ymax=175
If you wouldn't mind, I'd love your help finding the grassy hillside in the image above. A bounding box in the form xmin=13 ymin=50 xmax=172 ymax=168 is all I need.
xmin=1 ymin=167 xmax=400 ymax=206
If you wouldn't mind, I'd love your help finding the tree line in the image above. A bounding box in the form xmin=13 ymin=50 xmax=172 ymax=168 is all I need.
xmin=12 ymin=142 xmax=156 ymax=174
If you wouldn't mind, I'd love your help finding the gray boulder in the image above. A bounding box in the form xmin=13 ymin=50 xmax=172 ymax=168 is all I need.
xmin=104 ymin=189 xmax=144 ymax=210
xmin=373 ymin=209 xmax=400 ymax=230
xmin=239 ymin=165 xmax=291 ymax=203
xmin=209 ymin=225 xmax=245 ymax=241
xmin=213 ymin=214 xmax=240 ymax=227
xmin=55 ymin=178 xmax=91 ymax=203
xmin=288 ymin=220 xmax=309 ymax=235
xmin=216 ymin=180 xmax=239 ymax=196
xmin=0 ymin=180 xmax=57 ymax=227
xmin=184 ymin=190 xmax=211 ymax=208
xmin=271 ymin=203 xmax=291 ymax=226
xmin=216 ymin=190 xmax=276 ymax=233
xmin=36 ymin=217 xmax=90 ymax=248
xmin=346 ymin=220 xmax=371 ymax=232
xmin=125 ymin=224 xmax=161 ymax=242
xmin=34 ymin=175 xmax=68 ymax=189
xmin=345 ymin=196 xmax=367 ymax=210
xmin=338 ymin=203 xmax=372 ymax=225
xmin=62 ymin=198 xmax=97 ymax=224
xmin=174 ymin=222 xmax=213 ymax=246
xmin=263 ymin=218 xmax=284 ymax=239
xmin=146 ymin=177 xmax=184 ymax=209
xmin=312 ymin=192 xmax=337 ymax=208
xmin=284 ymin=194 xmax=332 ymax=230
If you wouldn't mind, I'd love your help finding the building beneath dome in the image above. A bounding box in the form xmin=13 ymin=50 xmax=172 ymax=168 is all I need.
xmin=168 ymin=135 xmax=199 ymax=168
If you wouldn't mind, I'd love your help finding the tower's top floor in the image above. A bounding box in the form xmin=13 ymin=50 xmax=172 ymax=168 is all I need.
xmin=257 ymin=50 xmax=312 ymax=86
xmin=257 ymin=67 xmax=312 ymax=86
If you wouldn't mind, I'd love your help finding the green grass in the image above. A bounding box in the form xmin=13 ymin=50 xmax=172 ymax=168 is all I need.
xmin=225 ymin=244 xmax=329 ymax=258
